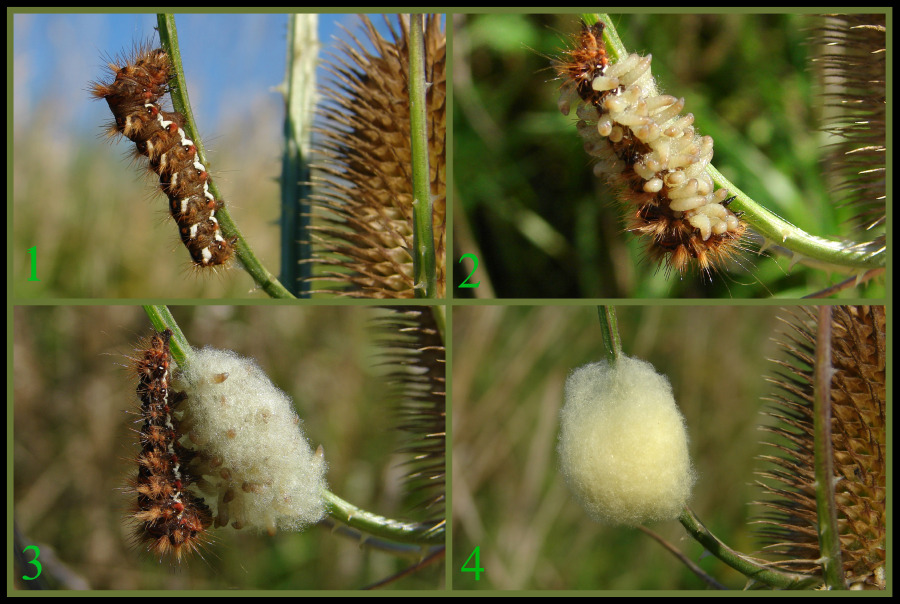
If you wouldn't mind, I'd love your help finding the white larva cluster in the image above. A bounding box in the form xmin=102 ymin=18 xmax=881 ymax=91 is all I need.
xmin=178 ymin=347 xmax=327 ymax=535
xmin=558 ymin=22 xmax=745 ymax=273
xmin=558 ymin=356 xmax=695 ymax=526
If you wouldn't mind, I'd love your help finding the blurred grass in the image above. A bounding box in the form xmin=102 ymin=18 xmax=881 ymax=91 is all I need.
xmin=452 ymin=305 xmax=790 ymax=589
xmin=12 ymin=84 xmax=282 ymax=300
xmin=452 ymin=14 xmax=884 ymax=298
xmin=13 ymin=306 xmax=443 ymax=589
xmin=18 ymin=103 xmax=287 ymax=299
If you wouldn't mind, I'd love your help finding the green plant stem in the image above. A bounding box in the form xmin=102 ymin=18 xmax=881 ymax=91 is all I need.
xmin=581 ymin=13 xmax=885 ymax=276
xmin=143 ymin=304 xmax=192 ymax=365
xmin=279 ymin=14 xmax=317 ymax=298
xmin=156 ymin=14 xmax=295 ymax=299
xmin=408 ymin=13 xmax=437 ymax=299
xmin=813 ymin=306 xmax=847 ymax=589
xmin=321 ymin=518 xmax=444 ymax=559
xmin=708 ymin=165 xmax=883 ymax=274
xmin=323 ymin=490 xmax=443 ymax=545
xmin=596 ymin=306 xmax=621 ymax=363
xmin=678 ymin=507 xmax=821 ymax=589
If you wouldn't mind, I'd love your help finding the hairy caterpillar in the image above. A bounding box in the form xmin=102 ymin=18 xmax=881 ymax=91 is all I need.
xmin=92 ymin=43 xmax=236 ymax=268
xmin=556 ymin=20 xmax=747 ymax=277
xmin=128 ymin=329 xmax=211 ymax=562
xmin=126 ymin=328 xmax=327 ymax=562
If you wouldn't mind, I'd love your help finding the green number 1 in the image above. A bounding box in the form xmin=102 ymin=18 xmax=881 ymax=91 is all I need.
xmin=27 ymin=246 xmax=40 ymax=281
xmin=461 ymin=546 xmax=485 ymax=581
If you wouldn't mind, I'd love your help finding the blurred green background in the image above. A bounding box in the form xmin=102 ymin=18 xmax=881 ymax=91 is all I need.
xmin=452 ymin=305 xmax=792 ymax=589
xmin=13 ymin=306 xmax=443 ymax=589
xmin=452 ymin=14 xmax=884 ymax=298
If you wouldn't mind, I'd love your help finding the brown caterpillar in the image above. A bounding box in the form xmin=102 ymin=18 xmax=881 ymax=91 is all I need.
xmin=556 ymin=21 xmax=747 ymax=277
xmin=92 ymin=44 xmax=236 ymax=267
xmin=128 ymin=328 xmax=211 ymax=562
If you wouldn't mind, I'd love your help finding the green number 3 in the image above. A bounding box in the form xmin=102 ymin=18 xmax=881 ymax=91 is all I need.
xmin=22 ymin=545 xmax=42 ymax=581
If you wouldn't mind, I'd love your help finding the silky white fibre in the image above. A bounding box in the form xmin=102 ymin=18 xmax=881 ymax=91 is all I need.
xmin=180 ymin=347 xmax=327 ymax=534
xmin=558 ymin=355 xmax=695 ymax=526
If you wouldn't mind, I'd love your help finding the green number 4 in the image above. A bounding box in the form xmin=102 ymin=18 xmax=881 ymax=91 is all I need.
xmin=461 ymin=546 xmax=485 ymax=581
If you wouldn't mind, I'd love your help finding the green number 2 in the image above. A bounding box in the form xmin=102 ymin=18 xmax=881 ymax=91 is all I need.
xmin=461 ymin=546 xmax=485 ymax=581
xmin=22 ymin=545 xmax=42 ymax=580
xmin=458 ymin=253 xmax=481 ymax=288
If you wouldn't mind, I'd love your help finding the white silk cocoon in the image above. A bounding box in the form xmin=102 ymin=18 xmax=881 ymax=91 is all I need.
xmin=558 ymin=355 xmax=695 ymax=525
xmin=179 ymin=348 xmax=327 ymax=534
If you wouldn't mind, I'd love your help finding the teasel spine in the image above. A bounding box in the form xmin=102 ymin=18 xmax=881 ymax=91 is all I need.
xmin=373 ymin=307 xmax=446 ymax=531
xmin=306 ymin=14 xmax=446 ymax=298
xmin=755 ymin=306 xmax=885 ymax=589
xmin=813 ymin=14 xmax=886 ymax=235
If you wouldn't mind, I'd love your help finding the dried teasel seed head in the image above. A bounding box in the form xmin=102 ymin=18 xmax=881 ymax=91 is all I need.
xmin=308 ymin=14 xmax=446 ymax=298
xmin=755 ymin=306 xmax=885 ymax=589
xmin=372 ymin=307 xmax=446 ymax=527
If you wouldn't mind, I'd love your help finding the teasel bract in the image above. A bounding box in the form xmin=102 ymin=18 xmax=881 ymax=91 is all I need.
xmin=308 ymin=15 xmax=446 ymax=298
xmin=373 ymin=307 xmax=446 ymax=530
xmin=813 ymin=14 xmax=886 ymax=236
xmin=756 ymin=306 xmax=885 ymax=589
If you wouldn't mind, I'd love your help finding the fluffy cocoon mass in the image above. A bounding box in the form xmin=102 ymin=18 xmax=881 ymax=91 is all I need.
xmin=558 ymin=355 xmax=695 ymax=526
xmin=178 ymin=347 xmax=327 ymax=534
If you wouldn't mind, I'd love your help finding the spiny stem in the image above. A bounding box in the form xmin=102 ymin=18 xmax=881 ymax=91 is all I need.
xmin=321 ymin=518 xmax=443 ymax=559
xmin=409 ymin=13 xmax=437 ymax=299
xmin=707 ymin=165 xmax=884 ymax=274
xmin=323 ymin=490 xmax=443 ymax=545
xmin=279 ymin=14 xmax=318 ymax=297
xmin=156 ymin=14 xmax=295 ymax=299
xmin=678 ymin=506 xmax=821 ymax=589
xmin=813 ymin=306 xmax=846 ymax=589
